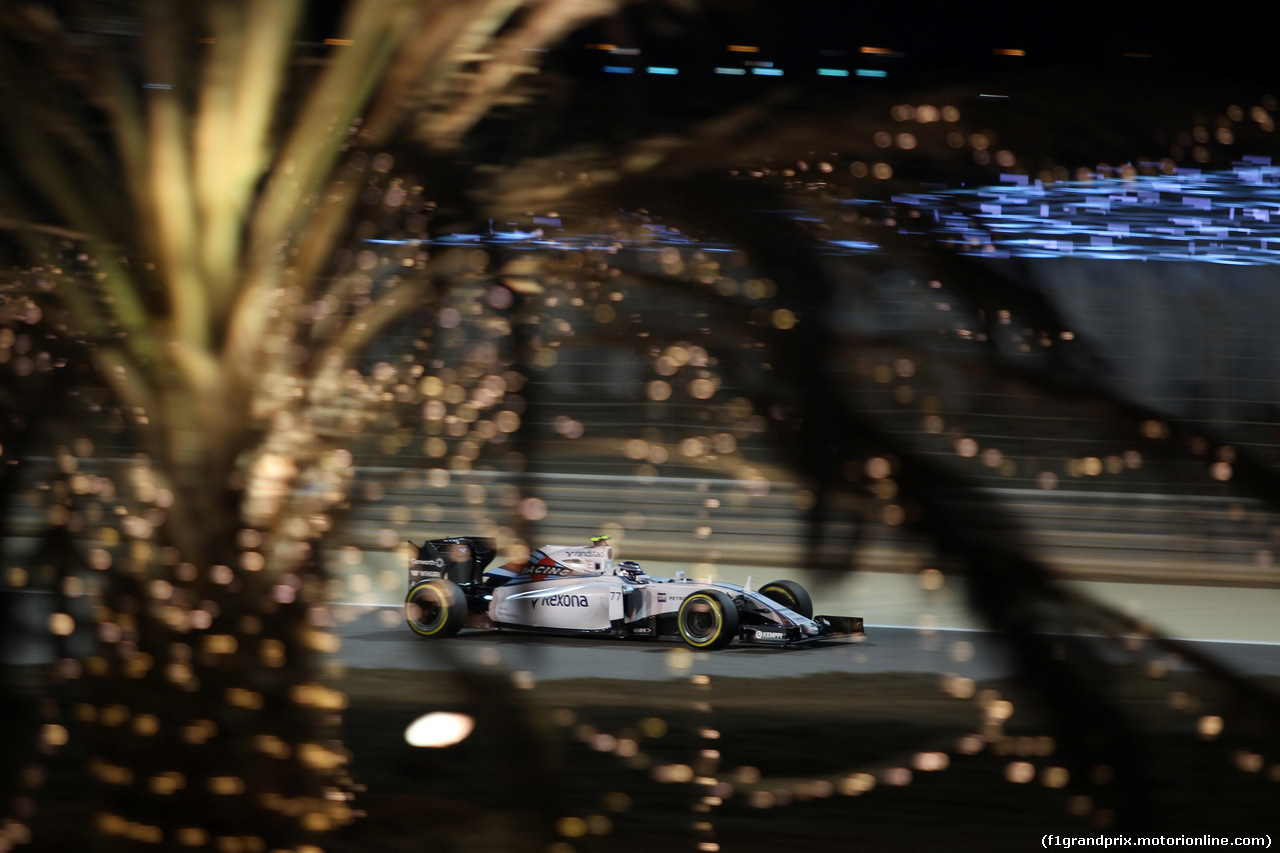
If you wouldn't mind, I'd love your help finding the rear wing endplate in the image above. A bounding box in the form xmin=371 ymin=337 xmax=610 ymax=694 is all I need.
xmin=409 ymin=537 xmax=497 ymax=585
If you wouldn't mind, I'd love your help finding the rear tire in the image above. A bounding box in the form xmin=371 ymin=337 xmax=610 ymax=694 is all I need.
xmin=759 ymin=579 xmax=814 ymax=619
xmin=677 ymin=590 xmax=739 ymax=650
xmin=405 ymin=579 xmax=466 ymax=638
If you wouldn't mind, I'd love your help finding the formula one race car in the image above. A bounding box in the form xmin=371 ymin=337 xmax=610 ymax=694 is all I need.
xmin=404 ymin=536 xmax=864 ymax=649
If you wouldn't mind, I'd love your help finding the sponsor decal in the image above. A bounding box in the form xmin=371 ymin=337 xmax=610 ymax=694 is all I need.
xmin=412 ymin=558 xmax=446 ymax=568
xmin=530 ymin=594 xmax=589 ymax=608
xmin=410 ymin=569 xmax=441 ymax=578
xmin=562 ymin=548 xmax=609 ymax=559
xmin=631 ymin=627 xmax=653 ymax=634
xmin=754 ymin=631 xmax=785 ymax=640
xmin=520 ymin=551 xmax=576 ymax=576
xmin=521 ymin=564 xmax=579 ymax=577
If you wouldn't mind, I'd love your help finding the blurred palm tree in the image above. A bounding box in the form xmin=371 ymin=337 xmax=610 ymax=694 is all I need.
xmin=476 ymin=74 xmax=1280 ymax=836
xmin=0 ymin=0 xmax=620 ymax=849
xmin=4 ymin=1 xmax=1280 ymax=849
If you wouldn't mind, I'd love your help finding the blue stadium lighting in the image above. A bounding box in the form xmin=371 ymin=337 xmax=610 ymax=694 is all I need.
xmin=751 ymin=68 xmax=784 ymax=76
xmin=855 ymin=68 xmax=888 ymax=77
xmin=487 ymin=230 xmax=540 ymax=241
xmin=828 ymin=239 xmax=881 ymax=251
xmin=646 ymin=66 xmax=679 ymax=75
xmin=869 ymin=159 xmax=1280 ymax=265
xmin=603 ymin=65 xmax=634 ymax=74
xmin=364 ymin=160 xmax=1280 ymax=267
xmin=817 ymin=68 xmax=850 ymax=77
xmin=714 ymin=67 xmax=746 ymax=75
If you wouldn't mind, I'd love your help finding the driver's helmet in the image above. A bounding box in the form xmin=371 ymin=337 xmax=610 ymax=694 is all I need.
xmin=615 ymin=560 xmax=646 ymax=582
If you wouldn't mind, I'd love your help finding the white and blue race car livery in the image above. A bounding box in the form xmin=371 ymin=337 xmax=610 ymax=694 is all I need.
xmin=404 ymin=536 xmax=864 ymax=649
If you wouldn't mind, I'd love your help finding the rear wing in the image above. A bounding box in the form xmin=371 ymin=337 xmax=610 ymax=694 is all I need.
xmin=409 ymin=537 xmax=497 ymax=586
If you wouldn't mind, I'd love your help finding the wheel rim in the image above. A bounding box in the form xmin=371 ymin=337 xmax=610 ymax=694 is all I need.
xmin=682 ymin=596 xmax=721 ymax=643
xmin=408 ymin=587 xmax=445 ymax=632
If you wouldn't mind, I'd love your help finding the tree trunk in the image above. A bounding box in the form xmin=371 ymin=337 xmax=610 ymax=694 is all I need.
xmin=78 ymin=434 xmax=353 ymax=851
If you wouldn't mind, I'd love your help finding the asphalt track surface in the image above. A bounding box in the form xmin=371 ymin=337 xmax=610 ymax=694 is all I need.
xmin=334 ymin=609 xmax=1280 ymax=682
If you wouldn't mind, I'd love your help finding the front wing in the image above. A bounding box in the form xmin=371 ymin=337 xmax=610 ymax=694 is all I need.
xmin=737 ymin=614 xmax=866 ymax=646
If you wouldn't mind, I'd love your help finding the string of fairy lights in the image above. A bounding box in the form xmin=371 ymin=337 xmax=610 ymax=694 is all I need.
xmin=4 ymin=79 xmax=1280 ymax=852
xmin=425 ymin=623 xmax=1270 ymax=852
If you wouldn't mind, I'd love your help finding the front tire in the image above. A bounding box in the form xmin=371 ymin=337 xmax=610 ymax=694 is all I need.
xmin=677 ymin=590 xmax=739 ymax=650
xmin=759 ymin=579 xmax=814 ymax=619
xmin=405 ymin=579 xmax=466 ymax=638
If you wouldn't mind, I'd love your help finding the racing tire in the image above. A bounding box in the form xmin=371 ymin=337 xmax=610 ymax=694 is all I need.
xmin=676 ymin=589 xmax=740 ymax=650
xmin=758 ymin=579 xmax=814 ymax=619
xmin=405 ymin=579 xmax=466 ymax=638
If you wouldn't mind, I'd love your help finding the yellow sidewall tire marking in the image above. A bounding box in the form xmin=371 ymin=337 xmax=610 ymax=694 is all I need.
xmin=406 ymin=587 xmax=449 ymax=636
xmin=682 ymin=594 xmax=723 ymax=648
xmin=761 ymin=585 xmax=795 ymax=608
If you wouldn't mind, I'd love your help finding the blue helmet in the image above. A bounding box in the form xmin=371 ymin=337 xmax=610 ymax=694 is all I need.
xmin=616 ymin=560 xmax=645 ymax=580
